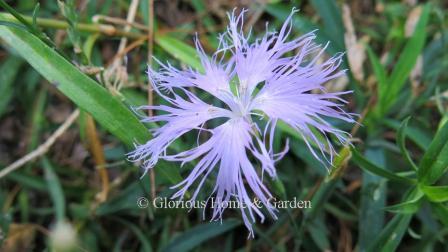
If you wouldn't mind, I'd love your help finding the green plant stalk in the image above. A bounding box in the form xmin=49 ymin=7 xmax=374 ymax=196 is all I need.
xmin=0 ymin=12 xmax=144 ymax=39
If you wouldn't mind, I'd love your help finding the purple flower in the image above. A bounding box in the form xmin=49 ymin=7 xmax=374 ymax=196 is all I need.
xmin=128 ymin=9 xmax=355 ymax=237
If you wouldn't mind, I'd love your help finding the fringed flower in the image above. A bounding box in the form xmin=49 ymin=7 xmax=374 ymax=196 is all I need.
xmin=128 ymin=9 xmax=355 ymax=237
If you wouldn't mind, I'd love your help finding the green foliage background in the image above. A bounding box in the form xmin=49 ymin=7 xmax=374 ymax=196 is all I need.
xmin=0 ymin=0 xmax=447 ymax=251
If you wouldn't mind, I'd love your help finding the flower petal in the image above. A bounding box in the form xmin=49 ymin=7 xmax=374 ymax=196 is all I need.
xmin=164 ymin=118 xmax=280 ymax=237
xmin=127 ymin=86 xmax=232 ymax=172
xmin=251 ymin=50 xmax=355 ymax=163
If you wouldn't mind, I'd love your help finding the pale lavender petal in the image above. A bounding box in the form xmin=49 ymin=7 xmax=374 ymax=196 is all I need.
xmin=128 ymin=8 xmax=355 ymax=238
xmin=164 ymin=118 xmax=279 ymax=237
xmin=251 ymin=50 xmax=355 ymax=163
xmin=127 ymin=79 xmax=232 ymax=172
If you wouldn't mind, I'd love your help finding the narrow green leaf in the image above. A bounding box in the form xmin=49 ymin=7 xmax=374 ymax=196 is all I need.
xmin=308 ymin=218 xmax=331 ymax=251
xmin=155 ymin=35 xmax=203 ymax=71
xmin=367 ymin=213 xmax=413 ymax=252
xmin=418 ymin=119 xmax=448 ymax=185
xmin=358 ymin=148 xmax=386 ymax=250
xmin=0 ymin=19 xmax=182 ymax=183
xmin=380 ymin=4 xmax=431 ymax=113
xmin=31 ymin=2 xmax=39 ymax=28
xmin=384 ymin=189 xmax=424 ymax=214
xmin=42 ymin=158 xmax=65 ymax=222
xmin=0 ymin=20 xmax=26 ymax=30
xmin=421 ymin=185 xmax=448 ymax=202
xmin=351 ymin=148 xmax=416 ymax=185
xmin=366 ymin=45 xmax=387 ymax=102
xmin=309 ymin=0 xmax=345 ymax=50
xmin=368 ymin=187 xmax=423 ymax=251
xmin=304 ymin=179 xmax=338 ymax=219
xmin=397 ymin=117 xmax=418 ymax=171
xmin=0 ymin=21 xmax=148 ymax=145
xmin=162 ymin=220 xmax=240 ymax=252
xmin=383 ymin=118 xmax=432 ymax=150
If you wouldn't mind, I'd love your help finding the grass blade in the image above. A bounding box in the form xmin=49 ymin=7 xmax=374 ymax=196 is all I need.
xmin=421 ymin=185 xmax=448 ymax=202
xmin=397 ymin=117 xmax=419 ymax=171
xmin=42 ymin=158 xmax=65 ymax=222
xmin=0 ymin=22 xmax=148 ymax=146
xmin=0 ymin=19 xmax=183 ymax=183
xmin=309 ymin=0 xmax=345 ymax=50
xmin=358 ymin=148 xmax=387 ymax=250
xmin=379 ymin=4 xmax=431 ymax=114
xmin=367 ymin=213 xmax=413 ymax=252
xmin=384 ymin=189 xmax=424 ymax=214
xmin=351 ymin=148 xmax=416 ymax=185
xmin=366 ymin=45 xmax=387 ymax=104
xmin=418 ymin=119 xmax=448 ymax=185
xmin=155 ymin=35 xmax=203 ymax=71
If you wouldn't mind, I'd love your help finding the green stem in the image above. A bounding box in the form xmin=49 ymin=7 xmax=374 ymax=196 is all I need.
xmin=0 ymin=12 xmax=145 ymax=39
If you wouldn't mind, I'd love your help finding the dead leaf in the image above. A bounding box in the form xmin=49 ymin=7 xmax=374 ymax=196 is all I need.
xmin=405 ymin=6 xmax=422 ymax=37
xmin=410 ymin=55 xmax=423 ymax=96
xmin=342 ymin=4 xmax=366 ymax=83
xmin=1 ymin=223 xmax=36 ymax=252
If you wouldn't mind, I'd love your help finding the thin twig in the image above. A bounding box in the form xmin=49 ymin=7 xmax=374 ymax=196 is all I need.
xmin=110 ymin=36 xmax=148 ymax=63
xmin=93 ymin=14 xmax=149 ymax=31
xmin=118 ymin=0 xmax=140 ymax=54
xmin=0 ymin=109 xmax=80 ymax=179
xmin=104 ymin=0 xmax=140 ymax=92
xmin=147 ymin=0 xmax=156 ymax=201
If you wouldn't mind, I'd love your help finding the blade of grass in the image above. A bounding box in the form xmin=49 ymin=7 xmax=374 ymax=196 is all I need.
xmin=384 ymin=189 xmax=424 ymax=214
xmin=358 ymin=148 xmax=387 ymax=251
xmin=366 ymin=45 xmax=387 ymax=104
xmin=397 ymin=117 xmax=419 ymax=171
xmin=155 ymin=35 xmax=203 ymax=71
xmin=0 ymin=23 xmax=147 ymax=145
xmin=379 ymin=4 xmax=431 ymax=114
xmin=42 ymin=158 xmax=65 ymax=222
xmin=418 ymin=119 xmax=448 ymax=185
xmin=367 ymin=187 xmax=423 ymax=251
xmin=367 ymin=213 xmax=413 ymax=252
xmin=0 ymin=20 xmax=182 ymax=183
xmin=351 ymin=148 xmax=416 ymax=185
xmin=421 ymin=185 xmax=448 ymax=202
xmin=309 ymin=0 xmax=345 ymax=50
xmin=382 ymin=118 xmax=432 ymax=150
